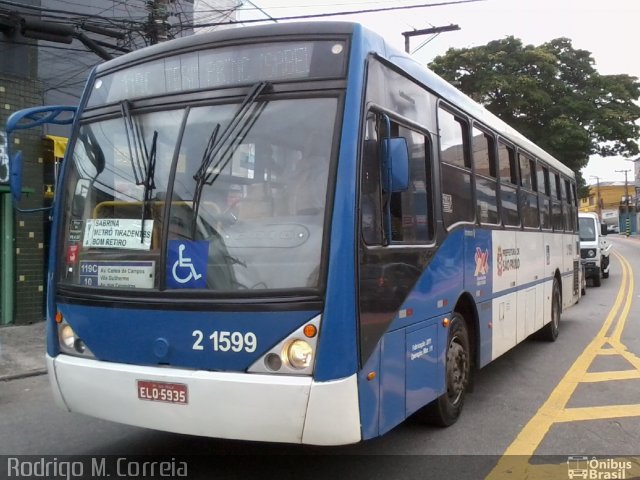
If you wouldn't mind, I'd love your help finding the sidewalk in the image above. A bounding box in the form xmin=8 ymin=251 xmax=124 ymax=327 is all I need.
xmin=0 ymin=321 xmax=47 ymax=381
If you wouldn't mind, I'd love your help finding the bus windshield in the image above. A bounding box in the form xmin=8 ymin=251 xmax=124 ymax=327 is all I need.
xmin=57 ymin=96 xmax=338 ymax=293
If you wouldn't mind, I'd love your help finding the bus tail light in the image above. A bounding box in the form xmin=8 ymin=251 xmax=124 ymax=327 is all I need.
xmin=247 ymin=314 xmax=321 ymax=376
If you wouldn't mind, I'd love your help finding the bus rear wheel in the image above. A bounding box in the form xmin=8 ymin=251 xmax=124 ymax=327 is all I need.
xmin=540 ymin=279 xmax=561 ymax=341
xmin=421 ymin=313 xmax=470 ymax=427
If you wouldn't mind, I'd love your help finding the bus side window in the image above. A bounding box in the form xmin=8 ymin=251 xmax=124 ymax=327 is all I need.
xmin=360 ymin=113 xmax=432 ymax=245
xmin=551 ymin=172 xmax=563 ymax=231
xmin=390 ymin=125 xmax=431 ymax=243
xmin=439 ymin=107 xmax=474 ymax=228
xmin=473 ymin=126 xmax=499 ymax=225
xmin=519 ymin=153 xmax=539 ymax=229
xmin=498 ymin=142 xmax=519 ymax=227
xmin=564 ymin=178 xmax=576 ymax=231
xmin=538 ymin=164 xmax=552 ymax=230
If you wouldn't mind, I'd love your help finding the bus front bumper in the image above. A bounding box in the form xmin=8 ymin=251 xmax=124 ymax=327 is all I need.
xmin=47 ymin=354 xmax=361 ymax=445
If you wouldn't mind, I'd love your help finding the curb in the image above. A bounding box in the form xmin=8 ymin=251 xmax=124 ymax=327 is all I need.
xmin=0 ymin=369 xmax=48 ymax=382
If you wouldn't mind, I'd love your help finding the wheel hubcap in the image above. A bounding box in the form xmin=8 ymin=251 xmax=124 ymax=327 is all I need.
xmin=446 ymin=335 xmax=468 ymax=405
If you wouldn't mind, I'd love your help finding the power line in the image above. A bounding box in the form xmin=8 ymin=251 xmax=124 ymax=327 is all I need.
xmin=242 ymin=0 xmax=278 ymax=23
xmin=183 ymin=0 xmax=486 ymax=28
xmin=0 ymin=0 xmax=145 ymax=22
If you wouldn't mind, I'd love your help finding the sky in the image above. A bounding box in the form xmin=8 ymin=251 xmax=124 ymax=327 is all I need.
xmin=245 ymin=0 xmax=640 ymax=185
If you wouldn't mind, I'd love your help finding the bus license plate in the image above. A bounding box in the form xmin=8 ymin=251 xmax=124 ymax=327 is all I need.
xmin=137 ymin=380 xmax=188 ymax=405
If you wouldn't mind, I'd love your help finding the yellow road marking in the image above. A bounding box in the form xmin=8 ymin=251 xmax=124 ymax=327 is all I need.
xmin=500 ymin=253 xmax=630 ymax=456
xmin=557 ymin=404 xmax=640 ymax=422
xmin=596 ymin=349 xmax=619 ymax=355
xmin=487 ymin=252 xmax=638 ymax=479
xmin=611 ymin=345 xmax=640 ymax=370
xmin=582 ymin=370 xmax=640 ymax=382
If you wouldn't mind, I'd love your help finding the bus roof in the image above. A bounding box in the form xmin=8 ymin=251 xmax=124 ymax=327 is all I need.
xmin=94 ymin=21 xmax=574 ymax=179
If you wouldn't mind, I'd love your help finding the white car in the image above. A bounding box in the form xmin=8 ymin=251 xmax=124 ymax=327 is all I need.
xmin=578 ymin=212 xmax=612 ymax=287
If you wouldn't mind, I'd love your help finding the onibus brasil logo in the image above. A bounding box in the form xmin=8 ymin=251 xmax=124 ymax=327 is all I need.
xmin=567 ymin=456 xmax=633 ymax=479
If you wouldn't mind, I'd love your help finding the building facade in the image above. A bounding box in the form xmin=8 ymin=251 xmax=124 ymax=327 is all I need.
xmin=1 ymin=0 xmax=200 ymax=324
xmin=579 ymin=181 xmax=638 ymax=233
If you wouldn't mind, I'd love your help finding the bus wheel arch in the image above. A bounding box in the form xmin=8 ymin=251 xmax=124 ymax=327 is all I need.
xmin=452 ymin=293 xmax=479 ymax=372
xmin=418 ymin=295 xmax=476 ymax=427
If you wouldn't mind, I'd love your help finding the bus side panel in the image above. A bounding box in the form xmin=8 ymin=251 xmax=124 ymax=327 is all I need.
xmin=405 ymin=322 xmax=440 ymax=417
xmin=464 ymin=228 xmax=494 ymax=367
xmin=463 ymin=228 xmax=492 ymax=302
xmin=379 ymin=329 xmax=406 ymax=435
xmin=491 ymin=230 xmax=518 ymax=359
xmin=544 ymin=231 xmax=563 ymax=323
xmin=477 ymin=300 xmax=493 ymax=368
xmin=358 ymin=343 xmax=381 ymax=440
xmin=516 ymin=231 xmax=544 ymax=342
xmin=563 ymin=233 xmax=579 ymax=309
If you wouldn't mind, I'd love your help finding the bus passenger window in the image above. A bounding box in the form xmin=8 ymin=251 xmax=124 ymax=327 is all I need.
xmin=472 ymin=127 xmax=499 ymax=225
xmin=551 ymin=172 xmax=564 ymax=231
xmin=563 ymin=178 xmax=576 ymax=231
xmin=439 ymin=107 xmax=473 ymax=228
xmin=519 ymin=153 xmax=539 ymax=229
xmin=390 ymin=126 xmax=431 ymax=243
xmin=360 ymin=115 xmax=432 ymax=245
xmin=538 ymin=164 xmax=552 ymax=230
xmin=498 ymin=143 xmax=519 ymax=227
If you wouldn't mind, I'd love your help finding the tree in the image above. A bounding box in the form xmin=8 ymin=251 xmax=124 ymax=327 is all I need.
xmin=428 ymin=37 xmax=640 ymax=190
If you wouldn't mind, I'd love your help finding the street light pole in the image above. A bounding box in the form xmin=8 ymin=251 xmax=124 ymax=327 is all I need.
xmin=616 ymin=169 xmax=631 ymax=235
xmin=590 ymin=175 xmax=601 ymax=219
xmin=401 ymin=25 xmax=460 ymax=53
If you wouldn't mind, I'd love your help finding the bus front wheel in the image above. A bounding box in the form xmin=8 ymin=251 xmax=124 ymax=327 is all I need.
xmin=421 ymin=313 xmax=471 ymax=427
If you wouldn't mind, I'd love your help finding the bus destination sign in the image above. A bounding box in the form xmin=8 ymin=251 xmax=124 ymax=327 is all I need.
xmin=88 ymin=41 xmax=347 ymax=106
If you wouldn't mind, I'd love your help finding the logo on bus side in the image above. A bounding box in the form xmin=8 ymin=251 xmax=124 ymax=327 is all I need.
xmin=496 ymin=246 xmax=520 ymax=277
xmin=474 ymin=247 xmax=489 ymax=277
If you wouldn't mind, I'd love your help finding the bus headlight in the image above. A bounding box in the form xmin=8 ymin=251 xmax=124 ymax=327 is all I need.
xmin=286 ymin=340 xmax=313 ymax=369
xmin=59 ymin=324 xmax=77 ymax=349
xmin=58 ymin=321 xmax=94 ymax=358
xmin=247 ymin=314 xmax=321 ymax=375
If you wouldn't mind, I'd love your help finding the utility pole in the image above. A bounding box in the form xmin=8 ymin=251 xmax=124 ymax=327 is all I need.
xmin=590 ymin=175 xmax=602 ymax=219
xmin=616 ymin=169 xmax=631 ymax=236
xmin=147 ymin=0 xmax=171 ymax=44
xmin=401 ymin=25 xmax=460 ymax=53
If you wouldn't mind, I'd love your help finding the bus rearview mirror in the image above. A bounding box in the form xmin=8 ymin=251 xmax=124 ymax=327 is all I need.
xmin=382 ymin=137 xmax=409 ymax=193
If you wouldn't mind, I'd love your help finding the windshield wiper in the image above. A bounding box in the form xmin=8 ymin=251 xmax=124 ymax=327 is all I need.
xmin=191 ymin=81 xmax=271 ymax=238
xmin=121 ymin=100 xmax=147 ymax=186
xmin=140 ymin=131 xmax=157 ymax=243
xmin=120 ymin=100 xmax=158 ymax=243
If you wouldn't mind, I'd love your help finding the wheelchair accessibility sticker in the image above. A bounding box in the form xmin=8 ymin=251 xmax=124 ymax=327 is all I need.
xmin=167 ymin=240 xmax=208 ymax=288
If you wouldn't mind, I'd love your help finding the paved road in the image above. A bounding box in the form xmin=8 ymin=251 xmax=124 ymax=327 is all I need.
xmin=1 ymin=236 xmax=639 ymax=479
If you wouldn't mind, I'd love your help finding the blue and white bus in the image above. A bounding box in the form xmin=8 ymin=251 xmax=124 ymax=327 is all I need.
xmin=6 ymin=22 xmax=580 ymax=445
